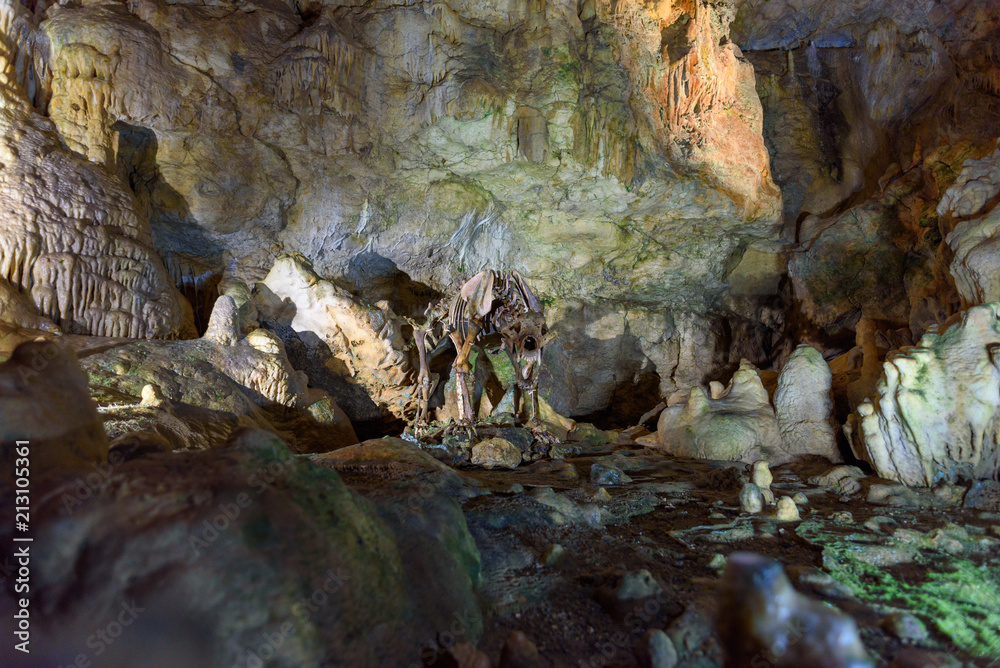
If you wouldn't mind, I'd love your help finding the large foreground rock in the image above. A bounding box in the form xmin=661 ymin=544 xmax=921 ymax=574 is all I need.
xmin=848 ymin=303 xmax=1000 ymax=486
xmin=0 ymin=340 xmax=108 ymax=483
xmin=2 ymin=429 xmax=481 ymax=667
xmin=718 ymin=552 xmax=873 ymax=668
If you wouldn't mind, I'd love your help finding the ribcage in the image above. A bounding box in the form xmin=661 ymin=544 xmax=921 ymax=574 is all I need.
xmin=446 ymin=270 xmax=543 ymax=342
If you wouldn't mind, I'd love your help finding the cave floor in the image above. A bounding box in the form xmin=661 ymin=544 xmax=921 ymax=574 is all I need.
xmin=341 ymin=448 xmax=1000 ymax=667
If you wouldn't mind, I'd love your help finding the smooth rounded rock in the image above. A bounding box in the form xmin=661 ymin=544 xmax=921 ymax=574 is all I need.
xmin=879 ymin=612 xmax=928 ymax=643
xmin=637 ymin=628 xmax=679 ymax=668
xmin=739 ymin=482 xmax=765 ymax=514
xmin=499 ymin=631 xmax=545 ymax=668
xmin=775 ymin=496 xmax=801 ymax=521
xmin=590 ymin=462 xmax=633 ymax=485
xmin=719 ymin=552 xmax=873 ymax=668
xmin=140 ymin=383 xmax=166 ymax=407
xmin=471 ymin=437 xmax=522 ymax=469
xmin=542 ymin=544 xmax=566 ymax=566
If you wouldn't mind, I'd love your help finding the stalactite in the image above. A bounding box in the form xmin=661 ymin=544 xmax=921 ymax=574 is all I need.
xmin=270 ymin=14 xmax=366 ymax=120
xmin=571 ymin=101 xmax=639 ymax=183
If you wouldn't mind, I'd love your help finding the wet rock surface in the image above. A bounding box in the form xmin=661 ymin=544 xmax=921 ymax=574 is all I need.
xmin=4 ymin=347 xmax=1000 ymax=665
xmin=0 ymin=429 xmax=482 ymax=667
xmin=383 ymin=432 xmax=1000 ymax=666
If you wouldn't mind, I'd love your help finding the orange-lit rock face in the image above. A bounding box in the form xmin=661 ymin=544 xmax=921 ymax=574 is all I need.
xmin=596 ymin=0 xmax=780 ymax=216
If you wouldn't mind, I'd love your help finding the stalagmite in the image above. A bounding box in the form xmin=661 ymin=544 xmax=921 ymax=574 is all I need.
xmin=849 ymin=303 xmax=1000 ymax=486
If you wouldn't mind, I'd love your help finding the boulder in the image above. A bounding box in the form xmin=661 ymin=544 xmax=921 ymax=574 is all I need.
xmin=718 ymin=552 xmax=873 ymax=668
xmin=471 ymin=438 xmax=522 ymax=470
xmin=80 ymin=300 xmax=356 ymax=453
xmin=27 ymin=429 xmax=482 ymax=667
xmin=256 ymin=254 xmax=417 ymax=423
xmin=0 ymin=341 xmax=109 ymax=482
xmin=809 ymin=466 xmax=866 ymax=495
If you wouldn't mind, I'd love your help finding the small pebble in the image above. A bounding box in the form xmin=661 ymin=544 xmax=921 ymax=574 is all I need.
xmin=758 ymin=522 xmax=777 ymax=536
xmin=785 ymin=565 xmax=856 ymax=600
xmin=775 ymin=496 xmax=800 ymax=522
xmin=739 ymin=483 xmax=764 ymax=514
xmin=112 ymin=362 xmax=128 ymax=375
xmin=879 ymin=612 xmax=928 ymax=643
xmin=707 ymin=553 xmax=727 ymax=570
xmin=637 ymin=628 xmax=679 ymax=668
xmin=140 ymin=383 xmax=166 ymax=407
xmin=863 ymin=515 xmax=898 ymax=534
xmin=791 ymin=492 xmax=808 ymax=506
xmin=592 ymin=487 xmax=612 ymax=502
xmin=448 ymin=642 xmax=491 ymax=668
xmin=590 ymin=463 xmax=632 ymax=485
xmin=616 ymin=569 xmax=663 ymax=599
xmin=829 ymin=511 xmax=854 ymax=524
xmin=542 ymin=544 xmax=566 ymax=566
xmin=499 ymin=630 xmax=544 ymax=668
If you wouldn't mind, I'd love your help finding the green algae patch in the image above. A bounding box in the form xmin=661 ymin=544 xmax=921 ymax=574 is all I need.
xmin=797 ymin=519 xmax=1000 ymax=662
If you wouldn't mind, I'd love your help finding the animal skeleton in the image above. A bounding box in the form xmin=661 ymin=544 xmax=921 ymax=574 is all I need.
xmin=412 ymin=270 xmax=555 ymax=434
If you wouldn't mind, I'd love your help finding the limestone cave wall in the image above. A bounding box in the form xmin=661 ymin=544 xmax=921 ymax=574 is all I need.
xmin=0 ymin=0 xmax=999 ymax=422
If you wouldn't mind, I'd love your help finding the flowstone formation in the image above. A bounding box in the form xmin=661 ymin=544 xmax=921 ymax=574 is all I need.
xmin=849 ymin=303 xmax=1000 ymax=486
xmin=0 ymin=3 xmax=193 ymax=340
xmin=255 ymin=253 xmax=418 ymax=426
xmin=81 ymin=294 xmax=357 ymax=452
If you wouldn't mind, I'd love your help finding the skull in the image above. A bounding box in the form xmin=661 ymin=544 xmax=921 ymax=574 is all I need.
xmin=504 ymin=310 xmax=555 ymax=384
